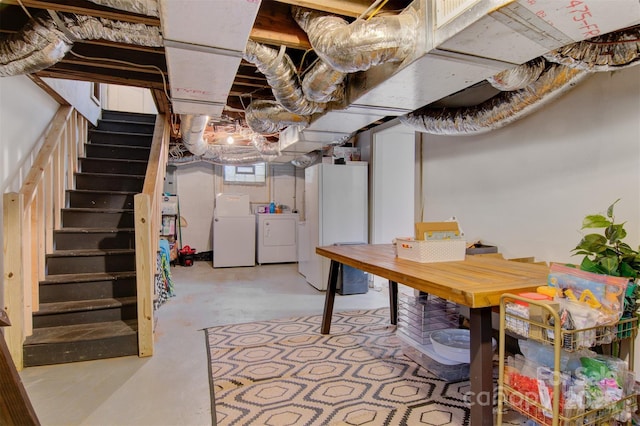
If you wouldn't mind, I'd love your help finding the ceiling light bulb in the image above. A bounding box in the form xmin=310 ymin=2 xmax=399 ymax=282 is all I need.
xmin=226 ymin=136 xmax=234 ymax=144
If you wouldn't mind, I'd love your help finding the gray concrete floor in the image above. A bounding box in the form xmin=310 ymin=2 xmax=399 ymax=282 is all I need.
xmin=19 ymin=261 xmax=389 ymax=426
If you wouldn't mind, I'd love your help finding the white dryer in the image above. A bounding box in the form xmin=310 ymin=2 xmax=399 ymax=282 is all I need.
xmin=256 ymin=213 xmax=299 ymax=264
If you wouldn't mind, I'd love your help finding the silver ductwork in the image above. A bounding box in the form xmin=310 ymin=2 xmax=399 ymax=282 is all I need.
xmin=292 ymin=6 xmax=419 ymax=73
xmin=243 ymin=40 xmax=325 ymax=116
xmin=200 ymin=145 xmax=278 ymax=165
xmin=400 ymin=24 xmax=640 ymax=136
xmin=301 ymin=60 xmax=346 ymax=103
xmin=169 ymin=146 xmax=276 ymax=166
xmin=544 ymin=25 xmax=640 ymax=71
xmin=291 ymin=150 xmax=321 ymax=168
xmin=244 ymin=100 xmax=310 ymax=135
xmin=0 ymin=12 xmax=162 ymax=76
xmin=87 ymin=0 xmax=159 ymax=17
xmin=400 ymin=63 xmax=589 ymax=135
xmin=179 ymin=112 xmax=281 ymax=163
xmin=487 ymin=58 xmax=546 ymax=91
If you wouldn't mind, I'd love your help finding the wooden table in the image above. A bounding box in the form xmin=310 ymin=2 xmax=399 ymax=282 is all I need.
xmin=317 ymin=244 xmax=549 ymax=426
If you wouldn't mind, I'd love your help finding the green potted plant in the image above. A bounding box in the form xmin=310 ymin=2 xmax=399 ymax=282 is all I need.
xmin=572 ymin=199 xmax=640 ymax=336
xmin=573 ymin=199 xmax=640 ymax=279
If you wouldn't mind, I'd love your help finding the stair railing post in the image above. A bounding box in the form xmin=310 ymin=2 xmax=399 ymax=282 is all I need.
xmin=134 ymin=113 xmax=168 ymax=358
xmin=3 ymin=192 xmax=26 ymax=370
xmin=134 ymin=193 xmax=154 ymax=357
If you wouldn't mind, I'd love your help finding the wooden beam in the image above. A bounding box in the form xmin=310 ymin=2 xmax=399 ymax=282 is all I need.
xmin=34 ymin=68 xmax=165 ymax=90
xmin=251 ymin=4 xmax=311 ymax=50
xmin=57 ymin=58 xmax=166 ymax=77
xmin=273 ymin=0 xmax=377 ymax=17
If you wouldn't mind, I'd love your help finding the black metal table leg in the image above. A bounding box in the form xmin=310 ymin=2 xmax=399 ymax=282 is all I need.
xmin=469 ymin=306 xmax=494 ymax=426
xmin=389 ymin=280 xmax=398 ymax=325
xmin=321 ymin=260 xmax=340 ymax=334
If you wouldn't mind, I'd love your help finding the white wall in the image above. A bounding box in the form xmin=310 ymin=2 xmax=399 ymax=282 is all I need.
xmin=173 ymin=161 xmax=304 ymax=252
xmin=41 ymin=78 xmax=101 ymax=125
xmin=420 ymin=68 xmax=639 ymax=264
xmin=371 ymin=123 xmax=416 ymax=244
xmin=173 ymin=163 xmax=216 ymax=252
xmin=104 ymin=84 xmax=158 ymax=114
xmin=1 ymin=76 xmax=78 ymax=309
xmin=0 ymin=76 xmax=60 ymax=193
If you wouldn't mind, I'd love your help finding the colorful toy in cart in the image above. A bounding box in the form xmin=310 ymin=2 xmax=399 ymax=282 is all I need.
xmin=545 ymin=263 xmax=628 ymax=323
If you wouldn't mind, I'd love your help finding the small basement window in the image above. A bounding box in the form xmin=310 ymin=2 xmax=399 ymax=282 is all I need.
xmin=223 ymin=163 xmax=266 ymax=185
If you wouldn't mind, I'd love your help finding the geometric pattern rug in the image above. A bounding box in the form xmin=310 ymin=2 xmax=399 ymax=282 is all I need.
xmin=205 ymin=308 xmax=524 ymax=426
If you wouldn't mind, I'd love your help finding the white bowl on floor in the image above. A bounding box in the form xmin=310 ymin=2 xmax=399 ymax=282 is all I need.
xmin=430 ymin=329 xmax=496 ymax=364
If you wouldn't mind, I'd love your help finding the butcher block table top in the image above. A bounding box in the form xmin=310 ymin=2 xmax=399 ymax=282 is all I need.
xmin=315 ymin=243 xmax=550 ymax=308
xmin=316 ymin=243 xmax=550 ymax=426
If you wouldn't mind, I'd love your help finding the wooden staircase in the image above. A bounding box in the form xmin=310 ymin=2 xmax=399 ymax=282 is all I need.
xmin=22 ymin=110 xmax=156 ymax=367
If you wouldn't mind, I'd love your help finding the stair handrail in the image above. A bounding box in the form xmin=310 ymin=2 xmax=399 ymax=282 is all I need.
xmin=134 ymin=113 xmax=169 ymax=357
xmin=2 ymin=105 xmax=88 ymax=369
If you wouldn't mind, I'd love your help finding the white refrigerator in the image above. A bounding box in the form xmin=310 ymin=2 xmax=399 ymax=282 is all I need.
xmin=301 ymin=162 xmax=368 ymax=290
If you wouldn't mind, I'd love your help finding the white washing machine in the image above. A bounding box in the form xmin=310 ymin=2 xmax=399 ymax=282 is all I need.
xmin=213 ymin=193 xmax=255 ymax=268
xmin=256 ymin=213 xmax=299 ymax=264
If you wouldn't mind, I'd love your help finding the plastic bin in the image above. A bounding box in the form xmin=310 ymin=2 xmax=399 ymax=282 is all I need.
xmin=334 ymin=242 xmax=368 ymax=295
xmin=398 ymin=332 xmax=470 ymax=382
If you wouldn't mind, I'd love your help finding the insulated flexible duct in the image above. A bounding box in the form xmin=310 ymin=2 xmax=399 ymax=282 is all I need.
xmin=244 ymin=100 xmax=309 ymax=135
xmin=169 ymin=146 xmax=276 ymax=166
xmin=301 ymin=60 xmax=346 ymax=103
xmin=292 ymin=6 xmax=418 ymax=73
xmin=243 ymin=40 xmax=324 ymax=116
xmin=200 ymin=144 xmax=279 ymax=164
xmin=0 ymin=15 xmax=71 ymax=76
xmin=291 ymin=150 xmax=321 ymax=168
xmin=544 ymin=25 xmax=640 ymax=71
xmin=400 ymin=63 xmax=589 ymax=135
xmin=180 ymin=112 xmax=281 ymax=159
xmin=87 ymin=0 xmax=159 ymax=17
xmin=0 ymin=12 xmax=162 ymax=76
xmin=487 ymin=58 xmax=546 ymax=91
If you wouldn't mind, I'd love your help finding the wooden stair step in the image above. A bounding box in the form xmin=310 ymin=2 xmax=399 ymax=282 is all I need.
xmin=23 ymin=320 xmax=139 ymax=366
xmin=35 ymin=296 xmax=137 ymax=316
xmin=101 ymin=110 xmax=156 ymax=123
xmin=40 ymin=271 xmax=136 ymax=285
xmin=67 ymin=189 xmax=136 ymax=209
xmin=55 ymin=227 xmax=135 ymax=233
xmin=75 ymin=172 xmax=144 ymax=192
xmin=89 ymin=129 xmax=153 ymax=145
xmin=32 ymin=297 xmax=138 ymax=332
xmin=85 ymin=143 xmax=150 ymax=161
xmin=48 ymin=248 xmax=136 ymax=257
xmin=61 ymin=208 xmax=134 ymax=229
xmin=25 ymin=320 xmax=138 ymax=345
xmin=54 ymin=228 xmax=135 ymax=250
xmin=79 ymin=157 xmax=148 ymax=175
xmin=96 ymin=119 xmax=155 ymax=134
xmin=39 ymin=272 xmax=137 ymax=304
xmin=46 ymin=249 xmax=136 ymax=275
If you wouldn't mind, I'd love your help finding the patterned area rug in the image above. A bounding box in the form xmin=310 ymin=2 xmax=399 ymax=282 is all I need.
xmin=205 ymin=308 xmax=521 ymax=426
